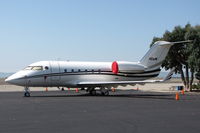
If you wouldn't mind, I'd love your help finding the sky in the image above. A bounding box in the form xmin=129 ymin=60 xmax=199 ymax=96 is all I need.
xmin=0 ymin=0 xmax=200 ymax=72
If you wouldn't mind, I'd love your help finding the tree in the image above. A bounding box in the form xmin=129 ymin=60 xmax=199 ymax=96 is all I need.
xmin=150 ymin=24 xmax=200 ymax=91
xmin=185 ymin=25 xmax=200 ymax=88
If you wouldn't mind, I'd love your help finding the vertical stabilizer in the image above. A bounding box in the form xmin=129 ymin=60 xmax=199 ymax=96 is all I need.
xmin=140 ymin=41 xmax=173 ymax=70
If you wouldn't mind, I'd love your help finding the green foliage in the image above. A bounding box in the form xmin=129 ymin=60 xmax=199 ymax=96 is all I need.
xmin=186 ymin=26 xmax=200 ymax=72
xmin=195 ymin=72 xmax=200 ymax=80
xmin=191 ymin=83 xmax=200 ymax=90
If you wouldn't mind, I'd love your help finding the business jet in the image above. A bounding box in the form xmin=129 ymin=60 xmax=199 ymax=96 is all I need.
xmin=5 ymin=40 xmax=190 ymax=97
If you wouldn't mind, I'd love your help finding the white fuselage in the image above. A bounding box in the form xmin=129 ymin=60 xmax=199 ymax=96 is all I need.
xmin=5 ymin=61 xmax=160 ymax=88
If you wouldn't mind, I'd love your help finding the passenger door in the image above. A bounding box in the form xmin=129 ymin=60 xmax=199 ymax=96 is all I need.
xmin=50 ymin=61 xmax=60 ymax=82
xmin=43 ymin=63 xmax=51 ymax=86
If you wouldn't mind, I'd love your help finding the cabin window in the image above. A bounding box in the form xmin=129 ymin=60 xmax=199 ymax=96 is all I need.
xmin=71 ymin=69 xmax=74 ymax=72
xmin=92 ymin=69 xmax=94 ymax=73
xmin=85 ymin=69 xmax=87 ymax=72
xmin=78 ymin=69 xmax=81 ymax=72
xmin=45 ymin=66 xmax=49 ymax=70
xmin=64 ymin=69 xmax=67 ymax=72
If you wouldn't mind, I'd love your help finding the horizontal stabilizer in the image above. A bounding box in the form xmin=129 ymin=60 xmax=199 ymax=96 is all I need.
xmin=171 ymin=40 xmax=192 ymax=44
xmin=162 ymin=68 xmax=175 ymax=82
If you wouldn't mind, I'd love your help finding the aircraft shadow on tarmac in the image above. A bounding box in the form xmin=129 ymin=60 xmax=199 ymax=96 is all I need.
xmin=30 ymin=93 xmax=174 ymax=100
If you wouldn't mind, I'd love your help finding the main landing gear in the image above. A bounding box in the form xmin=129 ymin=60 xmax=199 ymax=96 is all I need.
xmin=88 ymin=87 xmax=109 ymax=96
xmin=100 ymin=87 xmax=109 ymax=96
xmin=24 ymin=87 xmax=30 ymax=97
xmin=89 ymin=89 xmax=97 ymax=95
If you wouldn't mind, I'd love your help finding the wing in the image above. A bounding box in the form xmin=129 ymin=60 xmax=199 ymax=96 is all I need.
xmin=77 ymin=68 xmax=175 ymax=87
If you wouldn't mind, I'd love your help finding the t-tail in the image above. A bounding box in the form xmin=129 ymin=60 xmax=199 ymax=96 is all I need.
xmin=139 ymin=40 xmax=191 ymax=70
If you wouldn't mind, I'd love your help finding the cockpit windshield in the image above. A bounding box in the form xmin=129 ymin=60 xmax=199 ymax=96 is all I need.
xmin=24 ymin=66 xmax=43 ymax=71
xmin=24 ymin=66 xmax=32 ymax=70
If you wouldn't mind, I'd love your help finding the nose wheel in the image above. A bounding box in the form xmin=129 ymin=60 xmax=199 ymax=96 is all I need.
xmin=24 ymin=87 xmax=30 ymax=97
xmin=24 ymin=92 xmax=30 ymax=97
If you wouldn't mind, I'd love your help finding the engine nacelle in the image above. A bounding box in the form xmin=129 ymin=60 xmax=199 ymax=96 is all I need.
xmin=112 ymin=61 xmax=145 ymax=74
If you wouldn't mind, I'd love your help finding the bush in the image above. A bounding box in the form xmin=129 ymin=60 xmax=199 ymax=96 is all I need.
xmin=191 ymin=83 xmax=200 ymax=90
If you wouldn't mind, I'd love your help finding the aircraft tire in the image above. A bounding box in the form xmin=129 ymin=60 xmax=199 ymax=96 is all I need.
xmin=89 ymin=90 xmax=96 ymax=96
xmin=101 ymin=90 xmax=109 ymax=96
xmin=104 ymin=91 xmax=109 ymax=96
xmin=24 ymin=92 xmax=30 ymax=97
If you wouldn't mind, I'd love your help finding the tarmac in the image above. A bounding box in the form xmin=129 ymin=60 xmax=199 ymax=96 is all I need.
xmin=0 ymin=90 xmax=200 ymax=133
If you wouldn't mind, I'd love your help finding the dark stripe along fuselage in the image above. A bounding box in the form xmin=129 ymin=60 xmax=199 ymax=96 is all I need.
xmin=19 ymin=68 xmax=161 ymax=80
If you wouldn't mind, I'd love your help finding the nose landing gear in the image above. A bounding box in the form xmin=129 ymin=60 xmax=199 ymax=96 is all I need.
xmin=24 ymin=87 xmax=30 ymax=97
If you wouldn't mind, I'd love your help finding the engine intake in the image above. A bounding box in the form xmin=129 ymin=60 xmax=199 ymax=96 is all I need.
xmin=112 ymin=61 xmax=145 ymax=74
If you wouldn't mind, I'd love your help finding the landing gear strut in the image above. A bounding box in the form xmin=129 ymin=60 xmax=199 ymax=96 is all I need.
xmin=24 ymin=87 xmax=30 ymax=97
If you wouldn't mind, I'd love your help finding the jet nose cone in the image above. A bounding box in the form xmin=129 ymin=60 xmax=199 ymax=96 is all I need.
xmin=5 ymin=72 xmax=26 ymax=86
xmin=5 ymin=76 xmax=17 ymax=84
xmin=5 ymin=78 xmax=11 ymax=83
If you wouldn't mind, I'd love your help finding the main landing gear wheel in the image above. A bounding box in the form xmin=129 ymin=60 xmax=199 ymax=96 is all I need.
xmin=89 ymin=90 xmax=97 ymax=95
xmin=101 ymin=90 xmax=109 ymax=96
xmin=100 ymin=87 xmax=109 ymax=96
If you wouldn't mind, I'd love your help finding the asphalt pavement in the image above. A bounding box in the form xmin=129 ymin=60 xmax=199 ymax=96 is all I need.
xmin=0 ymin=90 xmax=200 ymax=133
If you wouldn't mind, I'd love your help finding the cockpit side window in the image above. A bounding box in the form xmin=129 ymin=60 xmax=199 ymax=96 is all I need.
xmin=32 ymin=66 xmax=43 ymax=70
xmin=24 ymin=66 xmax=43 ymax=71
